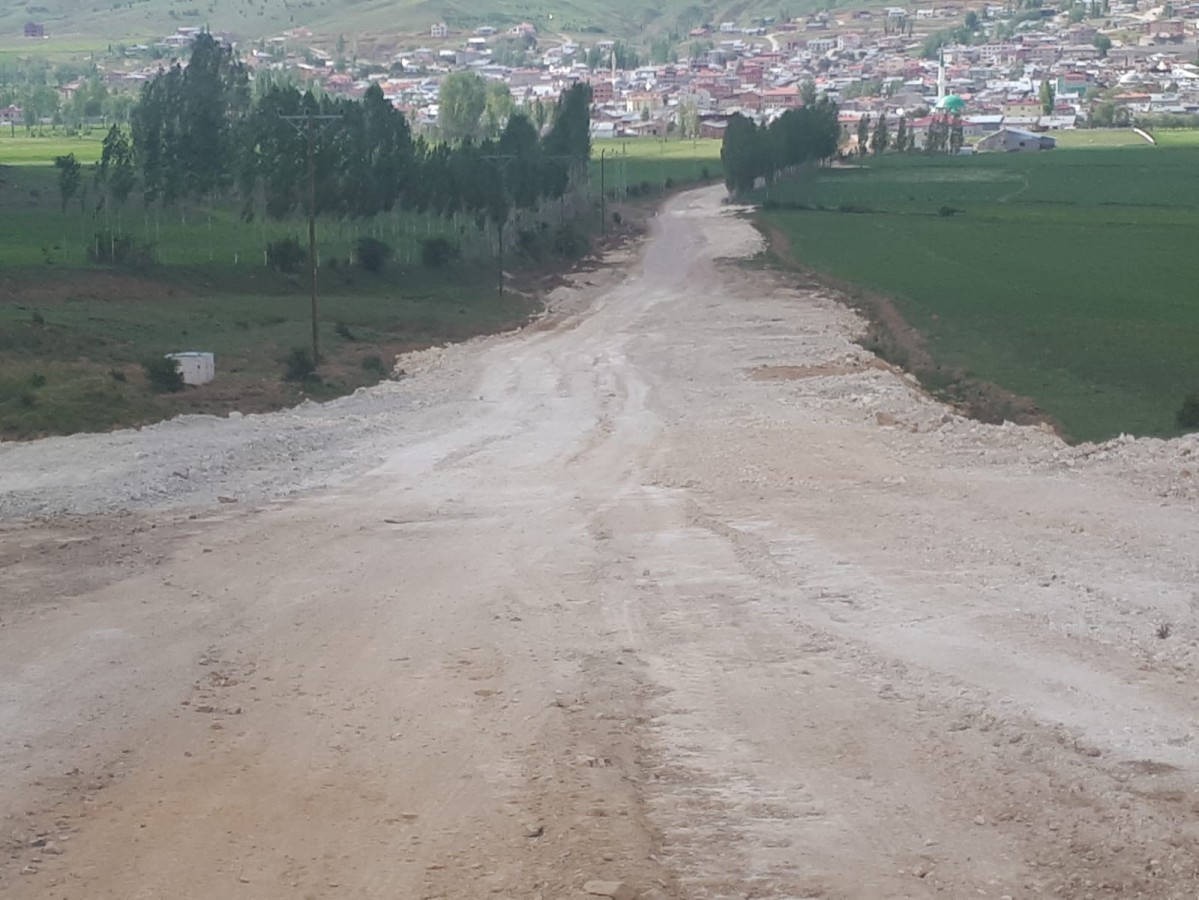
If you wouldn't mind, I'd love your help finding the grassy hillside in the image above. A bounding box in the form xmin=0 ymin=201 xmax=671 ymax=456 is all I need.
xmin=1 ymin=0 xmax=830 ymax=47
xmin=758 ymin=146 xmax=1199 ymax=443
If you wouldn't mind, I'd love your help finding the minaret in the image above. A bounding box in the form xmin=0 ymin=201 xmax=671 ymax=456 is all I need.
xmin=937 ymin=46 xmax=946 ymax=102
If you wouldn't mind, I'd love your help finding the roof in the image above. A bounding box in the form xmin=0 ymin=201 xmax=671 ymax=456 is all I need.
xmin=935 ymin=93 xmax=967 ymax=112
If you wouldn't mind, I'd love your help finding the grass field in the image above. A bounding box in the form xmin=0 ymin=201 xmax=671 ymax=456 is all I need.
xmin=0 ymin=134 xmax=104 ymax=166
xmin=0 ymin=0 xmax=829 ymax=45
xmin=0 ymin=162 xmax=565 ymax=439
xmin=590 ymin=138 xmax=722 ymax=198
xmin=758 ymin=147 xmax=1199 ymax=443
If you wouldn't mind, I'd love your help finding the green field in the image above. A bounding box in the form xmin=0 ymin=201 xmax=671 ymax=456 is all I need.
xmin=0 ymin=0 xmax=827 ymax=45
xmin=0 ymin=134 xmax=104 ymax=165
xmin=0 ymin=162 xmax=551 ymax=439
xmin=758 ymin=147 xmax=1199 ymax=443
xmin=590 ymin=138 xmax=722 ymax=198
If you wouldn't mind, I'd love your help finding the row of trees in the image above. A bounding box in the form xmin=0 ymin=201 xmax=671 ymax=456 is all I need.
xmin=74 ymin=35 xmax=593 ymax=243
xmin=854 ymin=114 xmax=963 ymax=156
xmin=720 ymin=99 xmax=841 ymax=195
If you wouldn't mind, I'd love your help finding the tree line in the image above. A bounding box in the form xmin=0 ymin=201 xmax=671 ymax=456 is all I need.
xmin=64 ymin=34 xmax=593 ymax=249
xmin=719 ymin=96 xmax=841 ymax=196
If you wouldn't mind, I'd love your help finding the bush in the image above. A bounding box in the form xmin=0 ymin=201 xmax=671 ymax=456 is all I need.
xmin=143 ymin=356 xmax=184 ymax=393
xmin=701 ymin=166 xmax=711 ymax=180
xmin=1177 ymin=393 xmax=1199 ymax=430
xmin=29 ymin=373 xmax=46 ymax=388
xmin=109 ymin=368 xmax=127 ymax=383
xmin=640 ymin=180 xmax=652 ymax=195
xmin=552 ymin=224 xmax=588 ymax=259
xmin=361 ymin=354 xmax=386 ymax=375
xmin=419 ymin=236 xmax=461 ymax=269
xmin=88 ymin=231 xmax=155 ymax=268
xmin=19 ymin=392 xmax=37 ymax=409
xmin=938 ymin=205 xmax=962 ymax=217
xmin=266 ymin=237 xmax=307 ymax=273
xmin=335 ymin=321 xmax=357 ymax=341
xmin=31 ymin=310 xmax=44 ymax=326
xmin=355 ymin=236 xmax=392 ymax=272
xmin=283 ymin=347 xmax=317 ymax=382
xmin=612 ymin=211 xmax=623 ymax=226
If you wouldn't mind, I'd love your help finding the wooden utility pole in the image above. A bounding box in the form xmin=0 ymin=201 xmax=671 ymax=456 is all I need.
xmin=279 ymin=110 xmax=342 ymax=364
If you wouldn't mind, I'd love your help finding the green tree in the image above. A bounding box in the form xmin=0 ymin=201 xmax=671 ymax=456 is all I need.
xmin=893 ymin=115 xmax=907 ymax=154
xmin=856 ymin=114 xmax=871 ymax=156
xmin=964 ymin=10 xmax=980 ymax=29
xmin=543 ymin=82 xmax=593 ymax=162
xmin=1040 ymin=78 xmax=1056 ymax=115
xmin=678 ymin=98 xmax=700 ymax=139
xmin=54 ymin=153 xmax=82 ymax=213
xmin=1093 ymin=34 xmax=1112 ymax=57
xmin=98 ymin=124 xmax=136 ymax=222
xmin=870 ymin=115 xmax=889 ymax=155
xmin=439 ymin=71 xmax=487 ymax=143
xmin=949 ymin=115 xmax=964 ymax=153
xmin=720 ymin=112 xmax=762 ymax=195
xmin=483 ymin=80 xmax=514 ymax=138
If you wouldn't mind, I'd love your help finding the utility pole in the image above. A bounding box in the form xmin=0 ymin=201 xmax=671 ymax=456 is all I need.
xmin=479 ymin=154 xmax=517 ymax=297
xmin=600 ymin=148 xmax=607 ymax=234
xmin=279 ymin=109 xmax=341 ymax=364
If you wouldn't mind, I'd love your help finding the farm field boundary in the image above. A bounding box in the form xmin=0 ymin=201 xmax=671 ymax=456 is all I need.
xmin=754 ymin=146 xmax=1199 ymax=443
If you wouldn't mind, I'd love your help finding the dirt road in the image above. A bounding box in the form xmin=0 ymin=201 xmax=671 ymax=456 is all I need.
xmin=3 ymin=187 xmax=1199 ymax=899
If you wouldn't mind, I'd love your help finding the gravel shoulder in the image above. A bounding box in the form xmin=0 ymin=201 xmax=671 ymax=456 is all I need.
xmin=2 ymin=186 xmax=1198 ymax=898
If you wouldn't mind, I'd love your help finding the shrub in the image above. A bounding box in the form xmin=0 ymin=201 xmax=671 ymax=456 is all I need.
xmin=88 ymin=231 xmax=155 ymax=268
xmin=109 ymin=368 xmax=127 ymax=383
xmin=143 ymin=355 xmax=184 ymax=393
xmin=1177 ymin=393 xmax=1199 ymax=429
xmin=19 ymin=392 xmax=37 ymax=409
xmin=419 ymin=236 xmax=460 ymax=269
xmin=355 ymin=236 xmax=392 ymax=272
xmin=938 ymin=205 xmax=962 ymax=217
xmin=612 ymin=211 xmax=622 ymax=226
xmin=31 ymin=310 xmax=44 ymax=326
xmin=361 ymin=354 xmax=386 ymax=375
xmin=334 ymin=321 xmax=357 ymax=341
xmin=665 ymin=177 xmax=674 ymax=189
xmin=29 ymin=373 xmax=46 ymax=388
xmin=640 ymin=180 xmax=652 ymax=195
xmin=266 ymin=237 xmax=307 ymax=273
xmin=701 ymin=166 xmax=711 ymax=180
xmin=552 ymin=224 xmax=588 ymax=259
xmin=283 ymin=347 xmax=317 ymax=382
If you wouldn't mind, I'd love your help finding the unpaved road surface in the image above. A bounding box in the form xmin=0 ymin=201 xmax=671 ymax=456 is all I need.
xmin=3 ymin=187 xmax=1199 ymax=899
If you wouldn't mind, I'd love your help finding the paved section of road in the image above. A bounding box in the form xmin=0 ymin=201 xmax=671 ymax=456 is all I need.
xmin=3 ymin=187 xmax=1198 ymax=898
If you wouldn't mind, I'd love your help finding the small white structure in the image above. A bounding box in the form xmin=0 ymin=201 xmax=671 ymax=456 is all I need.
xmin=166 ymin=352 xmax=215 ymax=386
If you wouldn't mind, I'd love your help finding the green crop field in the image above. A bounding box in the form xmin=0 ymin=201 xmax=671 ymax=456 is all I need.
xmin=758 ymin=147 xmax=1199 ymax=443
xmin=590 ymin=138 xmax=722 ymax=198
xmin=0 ymin=134 xmax=104 ymax=165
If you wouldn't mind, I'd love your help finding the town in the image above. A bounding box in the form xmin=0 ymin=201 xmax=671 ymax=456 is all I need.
xmin=5 ymin=1 xmax=1199 ymax=151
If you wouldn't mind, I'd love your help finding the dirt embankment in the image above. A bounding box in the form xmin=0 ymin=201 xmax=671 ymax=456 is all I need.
xmin=760 ymin=221 xmax=1061 ymax=434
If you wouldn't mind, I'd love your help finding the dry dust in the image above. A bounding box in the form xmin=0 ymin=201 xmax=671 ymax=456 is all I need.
xmin=2 ymin=186 xmax=1199 ymax=899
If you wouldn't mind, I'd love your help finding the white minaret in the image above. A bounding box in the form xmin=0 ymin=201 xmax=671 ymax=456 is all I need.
xmin=937 ymin=46 xmax=946 ymax=102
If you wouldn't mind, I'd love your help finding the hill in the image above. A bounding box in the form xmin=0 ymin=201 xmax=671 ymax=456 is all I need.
xmin=2 ymin=0 xmax=825 ymax=49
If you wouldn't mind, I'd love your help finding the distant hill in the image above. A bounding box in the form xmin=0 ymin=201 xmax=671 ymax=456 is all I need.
xmin=1 ymin=0 xmax=831 ymax=50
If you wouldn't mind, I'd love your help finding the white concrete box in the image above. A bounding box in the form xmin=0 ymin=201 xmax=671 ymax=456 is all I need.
xmin=166 ymin=351 xmax=215 ymax=386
